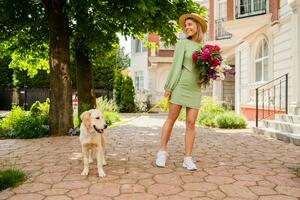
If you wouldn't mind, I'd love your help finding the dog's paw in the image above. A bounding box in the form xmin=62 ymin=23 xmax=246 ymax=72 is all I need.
xmin=81 ymin=169 xmax=89 ymax=176
xmin=102 ymin=160 xmax=107 ymax=166
xmin=98 ymin=170 xmax=106 ymax=177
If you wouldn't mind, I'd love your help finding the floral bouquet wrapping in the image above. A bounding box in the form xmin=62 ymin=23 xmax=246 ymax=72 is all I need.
xmin=192 ymin=44 xmax=234 ymax=87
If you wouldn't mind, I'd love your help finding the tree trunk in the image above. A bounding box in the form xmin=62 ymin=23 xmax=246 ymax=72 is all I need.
xmin=45 ymin=0 xmax=73 ymax=136
xmin=75 ymin=48 xmax=96 ymax=117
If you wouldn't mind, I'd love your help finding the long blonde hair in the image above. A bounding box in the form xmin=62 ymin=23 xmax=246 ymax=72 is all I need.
xmin=185 ymin=18 xmax=204 ymax=42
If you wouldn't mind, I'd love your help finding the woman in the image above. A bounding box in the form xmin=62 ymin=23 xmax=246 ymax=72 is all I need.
xmin=155 ymin=13 xmax=207 ymax=170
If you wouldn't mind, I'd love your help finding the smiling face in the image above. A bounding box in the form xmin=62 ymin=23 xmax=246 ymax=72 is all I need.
xmin=90 ymin=109 xmax=106 ymax=133
xmin=184 ymin=18 xmax=198 ymax=38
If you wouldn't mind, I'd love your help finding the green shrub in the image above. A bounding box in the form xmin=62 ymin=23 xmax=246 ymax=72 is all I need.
xmin=104 ymin=111 xmax=121 ymax=126
xmin=0 ymin=106 xmax=27 ymax=130
xmin=214 ymin=112 xmax=247 ymax=129
xmin=178 ymin=97 xmax=246 ymax=129
xmin=0 ymin=169 xmax=26 ymax=191
xmin=0 ymin=105 xmax=49 ymax=139
xmin=119 ymin=76 xmax=136 ymax=112
xmin=30 ymin=99 xmax=50 ymax=125
xmin=198 ymin=111 xmax=218 ymax=127
xmin=96 ymin=96 xmax=119 ymax=113
xmin=11 ymin=116 xmax=49 ymax=139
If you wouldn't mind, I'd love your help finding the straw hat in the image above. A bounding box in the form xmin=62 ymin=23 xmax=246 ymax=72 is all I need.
xmin=179 ymin=13 xmax=207 ymax=33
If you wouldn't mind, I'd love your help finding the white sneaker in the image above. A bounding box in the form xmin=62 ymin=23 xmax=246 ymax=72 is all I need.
xmin=155 ymin=150 xmax=168 ymax=167
xmin=183 ymin=156 xmax=197 ymax=171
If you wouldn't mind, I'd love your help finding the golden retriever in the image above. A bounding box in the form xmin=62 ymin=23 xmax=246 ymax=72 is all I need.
xmin=79 ymin=109 xmax=107 ymax=177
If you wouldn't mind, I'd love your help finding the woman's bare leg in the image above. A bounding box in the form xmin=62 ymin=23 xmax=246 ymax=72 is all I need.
xmin=185 ymin=108 xmax=199 ymax=156
xmin=160 ymin=103 xmax=182 ymax=151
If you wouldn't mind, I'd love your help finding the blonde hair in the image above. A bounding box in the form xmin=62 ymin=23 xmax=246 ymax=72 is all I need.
xmin=184 ymin=18 xmax=204 ymax=42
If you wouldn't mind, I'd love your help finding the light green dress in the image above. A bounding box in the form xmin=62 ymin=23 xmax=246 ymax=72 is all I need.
xmin=164 ymin=39 xmax=203 ymax=109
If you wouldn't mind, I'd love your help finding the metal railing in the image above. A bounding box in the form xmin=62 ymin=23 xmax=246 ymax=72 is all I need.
xmin=236 ymin=0 xmax=266 ymax=19
xmin=255 ymin=73 xmax=288 ymax=127
xmin=215 ymin=18 xmax=232 ymax=40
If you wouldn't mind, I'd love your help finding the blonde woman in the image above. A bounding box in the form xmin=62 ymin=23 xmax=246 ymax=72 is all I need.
xmin=156 ymin=13 xmax=207 ymax=170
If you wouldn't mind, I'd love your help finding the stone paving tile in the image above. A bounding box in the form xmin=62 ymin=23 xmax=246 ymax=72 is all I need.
xmin=0 ymin=114 xmax=299 ymax=200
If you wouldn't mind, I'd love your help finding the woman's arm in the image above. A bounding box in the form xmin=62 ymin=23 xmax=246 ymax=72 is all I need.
xmin=164 ymin=40 xmax=185 ymax=92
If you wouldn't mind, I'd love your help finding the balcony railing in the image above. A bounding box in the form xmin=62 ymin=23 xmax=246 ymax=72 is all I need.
xmin=236 ymin=0 xmax=266 ymax=19
xmin=215 ymin=18 xmax=232 ymax=40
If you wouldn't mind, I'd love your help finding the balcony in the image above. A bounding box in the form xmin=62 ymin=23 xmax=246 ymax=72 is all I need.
xmin=215 ymin=18 xmax=232 ymax=40
xmin=236 ymin=0 xmax=266 ymax=19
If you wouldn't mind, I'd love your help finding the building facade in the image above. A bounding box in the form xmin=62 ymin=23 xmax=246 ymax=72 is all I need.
xmin=207 ymin=0 xmax=300 ymax=120
xmin=131 ymin=0 xmax=300 ymax=119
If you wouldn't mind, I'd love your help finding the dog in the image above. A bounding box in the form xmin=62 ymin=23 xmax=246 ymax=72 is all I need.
xmin=79 ymin=109 xmax=107 ymax=177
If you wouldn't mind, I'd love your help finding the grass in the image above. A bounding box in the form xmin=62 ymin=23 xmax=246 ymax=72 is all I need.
xmin=0 ymin=168 xmax=26 ymax=191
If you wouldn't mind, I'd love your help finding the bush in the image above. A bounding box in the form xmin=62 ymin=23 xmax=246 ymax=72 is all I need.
xmin=0 ymin=169 xmax=26 ymax=191
xmin=198 ymin=112 xmax=219 ymax=127
xmin=178 ymin=96 xmax=246 ymax=129
xmin=119 ymin=76 xmax=136 ymax=112
xmin=96 ymin=97 xmax=119 ymax=113
xmin=0 ymin=103 xmax=49 ymax=139
xmin=104 ymin=111 xmax=121 ymax=126
xmin=10 ymin=116 xmax=49 ymax=139
xmin=214 ymin=112 xmax=247 ymax=129
xmin=30 ymin=99 xmax=50 ymax=125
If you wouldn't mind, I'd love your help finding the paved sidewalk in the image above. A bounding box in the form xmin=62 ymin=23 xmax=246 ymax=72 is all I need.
xmin=0 ymin=114 xmax=300 ymax=200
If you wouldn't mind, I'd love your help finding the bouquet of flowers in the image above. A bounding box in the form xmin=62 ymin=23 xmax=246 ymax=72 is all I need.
xmin=192 ymin=44 xmax=234 ymax=87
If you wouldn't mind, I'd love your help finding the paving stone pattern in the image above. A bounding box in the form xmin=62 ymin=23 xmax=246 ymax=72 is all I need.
xmin=0 ymin=114 xmax=300 ymax=200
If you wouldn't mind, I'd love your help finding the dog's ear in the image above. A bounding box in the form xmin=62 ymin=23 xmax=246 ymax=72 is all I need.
xmin=80 ymin=111 xmax=91 ymax=129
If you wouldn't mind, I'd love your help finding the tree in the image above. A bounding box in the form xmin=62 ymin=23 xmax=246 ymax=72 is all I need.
xmin=119 ymin=76 xmax=136 ymax=113
xmin=69 ymin=0 xmax=206 ymax=118
xmin=0 ymin=0 xmax=206 ymax=135
xmin=0 ymin=0 xmax=72 ymax=135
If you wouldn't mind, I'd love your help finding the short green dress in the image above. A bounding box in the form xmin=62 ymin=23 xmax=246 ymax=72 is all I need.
xmin=164 ymin=39 xmax=203 ymax=109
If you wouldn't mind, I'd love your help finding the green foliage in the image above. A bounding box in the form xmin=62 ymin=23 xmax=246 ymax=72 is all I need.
xmin=117 ymin=47 xmax=130 ymax=69
xmin=96 ymin=97 xmax=119 ymax=113
xmin=15 ymin=70 xmax=50 ymax=88
xmin=119 ymin=76 xmax=136 ymax=113
xmin=0 ymin=106 xmax=27 ymax=130
xmin=113 ymin=69 xmax=123 ymax=106
xmin=178 ymin=96 xmax=246 ymax=129
xmin=197 ymin=96 xmax=225 ymax=127
xmin=0 ymin=102 xmax=49 ymax=139
xmin=104 ymin=111 xmax=121 ymax=126
xmin=0 ymin=56 xmax=13 ymax=89
xmin=9 ymin=116 xmax=48 ymax=139
xmin=214 ymin=112 xmax=247 ymax=129
xmin=29 ymin=99 xmax=50 ymax=125
xmin=0 ymin=169 xmax=26 ymax=191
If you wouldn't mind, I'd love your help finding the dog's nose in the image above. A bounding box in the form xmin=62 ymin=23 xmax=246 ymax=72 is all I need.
xmin=104 ymin=124 xmax=108 ymax=129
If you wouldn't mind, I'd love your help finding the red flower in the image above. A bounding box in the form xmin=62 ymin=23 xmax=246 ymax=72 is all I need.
xmin=192 ymin=51 xmax=198 ymax=62
xmin=211 ymin=58 xmax=220 ymax=67
xmin=214 ymin=45 xmax=221 ymax=51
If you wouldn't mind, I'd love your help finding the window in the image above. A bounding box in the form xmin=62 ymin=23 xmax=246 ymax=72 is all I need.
xmin=236 ymin=0 xmax=266 ymax=19
xmin=215 ymin=0 xmax=232 ymax=40
xmin=134 ymin=71 xmax=144 ymax=91
xmin=255 ymin=39 xmax=268 ymax=82
xmin=134 ymin=39 xmax=147 ymax=53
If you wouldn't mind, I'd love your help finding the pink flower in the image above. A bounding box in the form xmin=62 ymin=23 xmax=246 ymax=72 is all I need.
xmin=201 ymin=48 xmax=211 ymax=61
xmin=192 ymin=51 xmax=198 ymax=62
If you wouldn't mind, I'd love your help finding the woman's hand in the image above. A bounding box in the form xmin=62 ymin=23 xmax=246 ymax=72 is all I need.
xmin=164 ymin=90 xmax=171 ymax=99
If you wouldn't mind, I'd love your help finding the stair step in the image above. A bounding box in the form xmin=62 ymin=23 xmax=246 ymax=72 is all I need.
xmin=263 ymin=120 xmax=300 ymax=134
xmin=252 ymin=127 xmax=300 ymax=146
xmin=275 ymin=114 xmax=300 ymax=124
